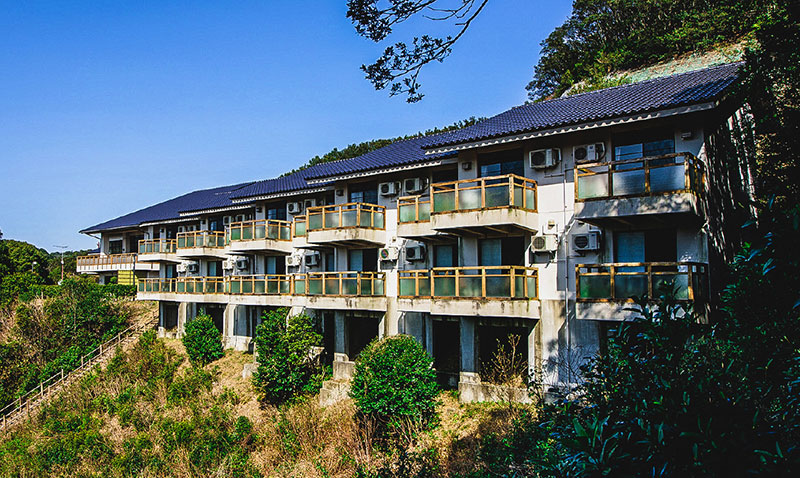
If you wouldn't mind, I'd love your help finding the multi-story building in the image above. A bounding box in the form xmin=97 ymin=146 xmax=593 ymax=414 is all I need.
xmin=78 ymin=63 xmax=754 ymax=402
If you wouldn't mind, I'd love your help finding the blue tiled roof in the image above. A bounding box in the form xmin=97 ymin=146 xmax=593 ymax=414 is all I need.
xmin=229 ymin=165 xmax=333 ymax=200
xmin=80 ymin=182 xmax=253 ymax=233
xmin=300 ymin=135 xmax=456 ymax=181
xmin=422 ymin=62 xmax=743 ymax=149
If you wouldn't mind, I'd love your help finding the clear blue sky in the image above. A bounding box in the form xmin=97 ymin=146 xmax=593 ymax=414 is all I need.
xmin=0 ymin=0 xmax=572 ymax=251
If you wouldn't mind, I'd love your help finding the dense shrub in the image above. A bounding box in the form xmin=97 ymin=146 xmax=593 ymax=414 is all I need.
xmin=349 ymin=335 xmax=438 ymax=436
xmin=182 ymin=313 xmax=224 ymax=367
xmin=252 ymin=308 xmax=325 ymax=404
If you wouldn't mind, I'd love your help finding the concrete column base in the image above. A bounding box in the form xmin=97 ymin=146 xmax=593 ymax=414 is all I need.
xmin=224 ymin=335 xmax=253 ymax=352
xmin=458 ymin=372 xmax=532 ymax=404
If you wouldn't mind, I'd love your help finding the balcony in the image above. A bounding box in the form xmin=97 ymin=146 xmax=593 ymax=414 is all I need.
xmin=137 ymin=278 xmax=176 ymax=300
xmin=176 ymin=231 xmax=228 ymax=259
xmin=294 ymin=271 xmax=386 ymax=311
xmin=137 ymin=239 xmax=179 ymax=262
xmin=575 ymin=261 xmax=708 ymax=320
xmin=226 ymin=274 xmax=296 ymax=306
xmin=398 ymin=266 xmax=540 ymax=318
xmin=226 ymin=219 xmax=293 ymax=255
xmin=574 ymin=152 xmax=705 ymax=227
xmin=430 ymin=174 xmax=538 ymax=236
xmin=397 ymin=196 xmax=454 ymax=242
xmin=76 ymin=253 xmax=158 ymax=273
xmin=305 ymin=203 xmax=386 ymax=247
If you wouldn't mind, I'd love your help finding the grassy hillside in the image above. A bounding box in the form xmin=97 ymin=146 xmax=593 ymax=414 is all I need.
xmin=0 ymin=334 xmax=526 ymax=477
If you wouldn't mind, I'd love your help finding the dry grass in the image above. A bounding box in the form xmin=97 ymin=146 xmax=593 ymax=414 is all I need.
xmin=2 ymin=332 xmax=531 ymax=478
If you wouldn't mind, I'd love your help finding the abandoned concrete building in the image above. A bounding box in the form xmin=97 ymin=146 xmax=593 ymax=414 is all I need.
xmin=78 ymin=62 xmax=754 ymax=402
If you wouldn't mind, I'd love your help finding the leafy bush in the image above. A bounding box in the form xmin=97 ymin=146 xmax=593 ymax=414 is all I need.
xmin=349 ymin=335 xmax=438 ymax=436
xmin=182 ymin=313 xmax=224 ymax=367
xmin=252 ymin=308 xmax=325 ymax=404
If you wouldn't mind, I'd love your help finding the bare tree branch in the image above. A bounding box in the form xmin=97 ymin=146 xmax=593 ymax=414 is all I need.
xmin=347 ymin=0 xmax=489 ymax=102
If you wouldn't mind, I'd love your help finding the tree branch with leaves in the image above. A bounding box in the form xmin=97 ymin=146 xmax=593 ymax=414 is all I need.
xmin=347 ymin=0 xmax=489 ymax=102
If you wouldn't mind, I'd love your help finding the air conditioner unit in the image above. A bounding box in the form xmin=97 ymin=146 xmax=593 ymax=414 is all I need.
xmin=235 ymin=257 xmax=250 ymax=270
xmin=235 ymin=214 xmax=245 ymax=223
xmin=405 ymin=244 xmax=426 ymax=262
xmin=573 ymin=143 xmax=606 ymax=164
xmin=304 ymin=198 xmax=317 ymax=210
xmin=287 ymin=202 xmax=302 ymax=214
xmin=222 ymin=258 xmax=236 ymax=270
xmin=573 ymin=232 xmax=601 ymax=252
xmin=379 ymin=181 xmax=401 ymax=196
xmin=305 ymin=252 xmax=320 ymax=267
xmin=529 ymin=148 xmax=561 ymax=169
xmin=177 ymin=226 xmax=186 ymax=233
xmin=286 ymin=255 xmax=302 ymax=267
xmin=176 ymin=263 xmax=187 ymax=273
xmin=186 ymin=262 xmax=199 ymax=274
xmin=187 ymin=225 xmax=196 ymax=232
xmin=223 ymin=216 xmax=232 ymax=225
xmin=532 ymin=234 xmax=558 ymax=253
xmin=379 ymin=247 xmax=399 ymax=261
xmin=403 ymin=178 xmax=427 ymax=195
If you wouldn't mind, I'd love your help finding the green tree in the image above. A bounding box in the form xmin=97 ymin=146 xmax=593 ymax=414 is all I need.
xmin=182 ymin=313 xmax=224 ymax=367
xmin=252 ymin=308 xmax=325 ymax=404
xmin=349 ymin=335 xmax=438 ymax=437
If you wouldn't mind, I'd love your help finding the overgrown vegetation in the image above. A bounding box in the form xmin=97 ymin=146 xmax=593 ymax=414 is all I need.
xmin=350 ymin=335 xmax=439 ymax=441
xmin=252 ymin=308 xmax=327 ymax=404
xmin=528 ymin=0 xmax=767 ymax=99
xmin=0 ymin=276 xmax=136 ymax=410
xmin=182 ymin=313 xmax=224 ymax=367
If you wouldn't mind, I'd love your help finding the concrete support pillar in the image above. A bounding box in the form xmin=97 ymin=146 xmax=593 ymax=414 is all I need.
xmin=381 ymin=296 xmax=399 ymax=338
xmin=177 ymin=302 xmax=188 ymax=337
xmin=334 ymin=311 xmax=348 ymax=358
xmin=527 ymin=321 xmax=537 ymax=379
xmin=223 ymin=303 xmax=237 ymax=349
xmin=460 ymin=316 xmax=477 ymax=373
xmin=424 ymin=315 xmax=434 ymax=357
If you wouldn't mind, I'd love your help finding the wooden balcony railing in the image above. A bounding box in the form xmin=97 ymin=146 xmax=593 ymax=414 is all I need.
xmin=175 ymin=276 xmax=226 ymax=294
xmin=576 ymin=262 xmax=708 ymax=302
xmin=293 ymin=271 xmax=385 ymax=297
xmin=575 ymin=152 xmax=705 ymax=201
xmin=176 ymin=231 xmax=226 ymax=249
xmin=431 ymin=174 xmax=537 ymax=214
xmin=293 ymin=215 xmax=307 ymax=238
xmin=138 ymin=278 xmax=176 ymax=293
xmin=138 ymin=239 xmax=177 ymax=255
xmin=398 ymin=196 xmax=432 ymax=224
xmin=306 ymin=203 xmax=385 ymax=231
xmin=227 ymin=219 xmax=291 ymax=243
xmin=227 ymin=275 xmax=292 ymax=295
xmin=399 ymin=266 xmax=538 ymax=299
xmin=77 ymin=253 xmax=137 ymax=268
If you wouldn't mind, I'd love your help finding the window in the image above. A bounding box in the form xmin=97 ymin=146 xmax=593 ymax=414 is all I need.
xmin=348 ymin=249 xmax=377 ymax=272
xmin=208 ymin=261 xmax=223 ymax=277
xmin=324 ymin=252 xmax=336 ymax=272
xmin=614 ymin=132 xmax=675 ymax=162
xmin=108 ymin=240 xmax=123 ymax=254
xmin=479 ymin=148 xmax=524 ymax=178
xmin=265 ymin=256 xmax=285 ymax=274
xmin=164 ymin=264 xmax=177 ymax=279
xmin=349 ymin=183 xmax=378 ymax=204
xmin=479 ymin=236 xmax=525 ymax=266
xmin=434 ymin=244 xmax=457 ymax=268
xmin=614 ymin=229 xmax=677 ymax=263
xmin=432 ymin=167 xmax=458 ymax=184
xmin=267 ymin=204 xmax=286 ymax=221
xmin=208 ymin=217 xmax=224 ymax=232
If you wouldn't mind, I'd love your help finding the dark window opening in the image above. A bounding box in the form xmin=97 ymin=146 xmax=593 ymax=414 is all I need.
xmin=348 ymin=315 xmax=379 ymax=359
xmin=109 ymin=240 xmax=123 ymax=255
xmin=434 ymin=244 xmax=458 ymax=268
xmin=614 ymin=130 xmax=675 ymax=162
xmin=348 ymin=249 xmax=378 ymax=272
xmin=349 ymin=183 xmax=378 ymax=204
xmin=479 ymin=148 xmax=524 ymax=178
xmin=266 ymin=203 xmax=287 ymax=221
xmin=432 ymin=167 xmax=458 ymax=184
xmin=477 ymin=325 xmax=528 ymax=378
xmin=479 ymin=236 xmax=526 ymax=266
xmin=614 ymin=229 xmax=677 ymax=263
